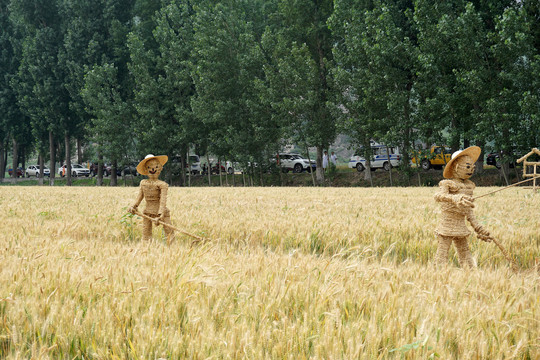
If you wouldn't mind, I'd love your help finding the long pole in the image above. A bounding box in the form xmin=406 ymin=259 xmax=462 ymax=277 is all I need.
xmin=473 ymin=175 xmax=540 ymax=200
xmin=132 ymin=210 xmax=206 ymax=243
xmin=473 ymin=176 xmax=540 ymax=272
xmin=491 ymin=237 xmax=519 ymax=272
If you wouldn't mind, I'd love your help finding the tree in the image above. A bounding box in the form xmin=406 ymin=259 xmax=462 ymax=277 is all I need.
xmin=0 ymin=0 xmax=22 ymax=180
xmin=9 ymin=0 xmax=70 ymax=185
xmin=82 ymin=64 xmax=134 ymax=186
xmin=81 ymin=0 xmax=135 ymax=186
xmin=479 ymin=5 xmax=539 ymax=182
xmin=191 ymin=0 xmax=281 ymax=185
xmin=58 ymin=0 xmax=112 ymax=168
xmin=334 ymin=0 xmax=418 ymax=178
xmin=128 ymin=1 xmax=196 ymax=184
xmin=264 ymin=0 xmax=335 ymax=184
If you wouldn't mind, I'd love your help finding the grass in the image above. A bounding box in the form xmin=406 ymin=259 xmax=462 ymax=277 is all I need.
xmin=0 ymin=186 xmax=538 ymax=359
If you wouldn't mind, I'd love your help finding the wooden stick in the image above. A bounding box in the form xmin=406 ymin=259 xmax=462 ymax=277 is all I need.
xmin=132 ymin=210 xmax=206 ymax=243
xmin=491 ymin=237 xmax=519 ymax=272
xmin=474 ymin=175 xmax=540 ymax=200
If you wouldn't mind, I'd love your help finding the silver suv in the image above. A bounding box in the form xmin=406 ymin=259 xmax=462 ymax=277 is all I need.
xmin=278 ymin=153 xmax=316 ymax=173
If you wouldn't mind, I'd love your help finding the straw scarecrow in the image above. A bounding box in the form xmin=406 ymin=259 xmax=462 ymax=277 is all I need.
xmin=128 ymin=154 xmax=175 ymax=243
xmin=434 ymin=146 xmax=493 ymax=268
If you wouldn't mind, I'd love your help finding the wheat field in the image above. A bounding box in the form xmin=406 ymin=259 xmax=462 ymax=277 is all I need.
xmin=0 ymin=186 xmax=538 ymax=359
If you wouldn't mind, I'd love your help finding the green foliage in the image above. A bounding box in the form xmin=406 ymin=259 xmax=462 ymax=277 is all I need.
xmin=82 ymin=63 xmax=134 ymax=165
xmin=129 ymin=1 xmax=195 ymax=158
xmin=120 ymin=210 xmax=138 ymax=241
xmin=264 ymin=0 xmax=336 ymax=183
xmin=191 ymin=0 xmax=280 ymax=168
xmin=1 ymin=0 xmax=538 ymax=186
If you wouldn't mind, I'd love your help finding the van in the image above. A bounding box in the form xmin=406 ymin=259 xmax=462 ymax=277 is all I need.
xmin=348 ymin=145 xmax=401 ymax=172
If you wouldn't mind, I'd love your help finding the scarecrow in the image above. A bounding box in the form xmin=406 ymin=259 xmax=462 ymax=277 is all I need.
xmin=128 ymin=154 xmax=175 ymax=243
xmin=434 ymin=146 xmax=493 ymax=268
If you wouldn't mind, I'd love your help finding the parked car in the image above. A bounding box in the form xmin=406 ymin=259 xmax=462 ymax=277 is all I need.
xmin=348 ymin=145 xmax=401 ymax=172
xmin=277 ymin=153 xmax=316 ymax=173
xmin=25 ymin=165 xmax=50 ymax=177
xmin=486 ymin=152 xmax=516 ymax=169
xmin=89 ymin=163 xmax=112 ymax=177
xmin=117 ymin=163 xmax=139 ymax=177
xmin=171 ymin=155 xmax=202 ymax=175
xmin=411 ymin=146 xmax=451 ymax=170
xmin=187 ymin=155 xmax=202 ymax=174
xmin=58 ymin=164 xmax=90 ymax=177
xmin=8 ymin=167 xmax=24 ymax=177
xmin=220 ymin=161 xmax=246 ymax=175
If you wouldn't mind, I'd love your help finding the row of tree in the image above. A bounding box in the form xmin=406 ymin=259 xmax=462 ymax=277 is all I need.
xmin=1 ymin=0 xmax=538 ymax=186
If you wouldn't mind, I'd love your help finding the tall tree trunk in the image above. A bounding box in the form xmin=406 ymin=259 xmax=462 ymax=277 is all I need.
xmin=38 ymin=153 xmax=44 ymax=186
xmin=499 ymin=149 xmax=509 ymax=186
xmin=474 ymin=140 xmax=485 ymax=174
xmin=401 ymin=84 xmax=412 ymax=169
xmin=363 ymin=138 xmax=373 ymax=186
xmin=11 ymin=138 xmax=18 ymax=184
xmin=305 ymin=145 xmax=316 ymax=186
xmin=21 ymin=147 xmax=26 ymax=174
xmin=179 ymin=152 xmax=185 ymax=186
xmin=385 ymin=145 xmax=393 ymax=186
xmin=187 ymin=149 xmax=191 ymax=187
xmin=277 ymin=151 xmax=283 ymax=186
xmin=259 ymin=159 xmax=263 ymax=186
xmin=416 ymin=143 xmax=422 ymax=186
xmin=110 ymin=160 xmax=118 ymax=186
xmin=450 ymin=114 xmax=460 ymax=153
xmin=513 ymin=164 xmax=521 ymax=182
xmin=49 ymin=131 xmax=56 ymax=186
xmin=56 ymin=140 xmax=64 ymax=168
xmin=97 ymin=152 xmax=104 ymax=186
xmin=401 ymin=126 xmax=411 ymax=169
xmin=218 ymin=158 xmax=223 ymax=186
xmin=206 ymin=153 xmax=211 ymax=186
xmin=500 ymin=162 xmax=510 ymax=186
xmin=77 ymin=138 xmax=83 ymax=164
xmin=0 ymin=138 xmax=5 ymax=180
xmin=315 ymin=146 xmax=324 ymax=184
xmin=364 ymin=159 xmax=373 ymax=186
xmin=2 ymin=143 xmax=7 ymax=177
xmin=65 ymin=133 xmax=72 ymax=186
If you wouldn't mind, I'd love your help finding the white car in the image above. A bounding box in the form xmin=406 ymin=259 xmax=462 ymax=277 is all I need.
xmin=188 ymin=155 xmax=202 ymax=174
xmin=348 ymin=145 xmax=401 ymax=172
xmin=171 ymin=154 xmax=202 ymax=175
xmin=278 ymin=153 xmax=316 ymax=173
xmin=58 ymin=164 xmax=91 ymax=177
xmin=25 ymin=165 xmax=50 ymax=177
xmin=225 ymin=161 xmax=243 ymax=175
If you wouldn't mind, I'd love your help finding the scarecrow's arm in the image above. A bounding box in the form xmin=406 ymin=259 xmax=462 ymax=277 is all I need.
xmin=434 ymin=180 xmax=474 ymax=208
xmin=466 ymin=210 xmax=492 ymax=242
xmin=158 ymin=181 xmax=168 ymax=215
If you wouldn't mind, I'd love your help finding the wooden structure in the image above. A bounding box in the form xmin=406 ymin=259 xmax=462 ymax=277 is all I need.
xmin=517 ymin=148 xmax=540 ymax=192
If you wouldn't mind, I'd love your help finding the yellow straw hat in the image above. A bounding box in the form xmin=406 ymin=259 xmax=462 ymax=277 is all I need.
xmin=136 ymin=154 xmax=168 ymax=175
xmin=443 ymin=146 xmax=481 ymax=179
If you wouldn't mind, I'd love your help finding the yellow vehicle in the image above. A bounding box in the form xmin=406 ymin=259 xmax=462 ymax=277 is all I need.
xmin=411 ymin=146 xmax=452 ymax=170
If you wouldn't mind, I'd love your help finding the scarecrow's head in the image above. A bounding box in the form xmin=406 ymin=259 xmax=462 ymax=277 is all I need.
xmin=453 ymin=155 xmax=475 ymax=180
xmin=136 ymin=154 xmax=168 ymax=179
xmin=443 ymin=146 xmax=481 ymax=180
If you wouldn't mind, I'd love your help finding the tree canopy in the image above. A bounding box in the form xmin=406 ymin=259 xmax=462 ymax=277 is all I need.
xmin=1 ymin=0 xmax=538 ymax=185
